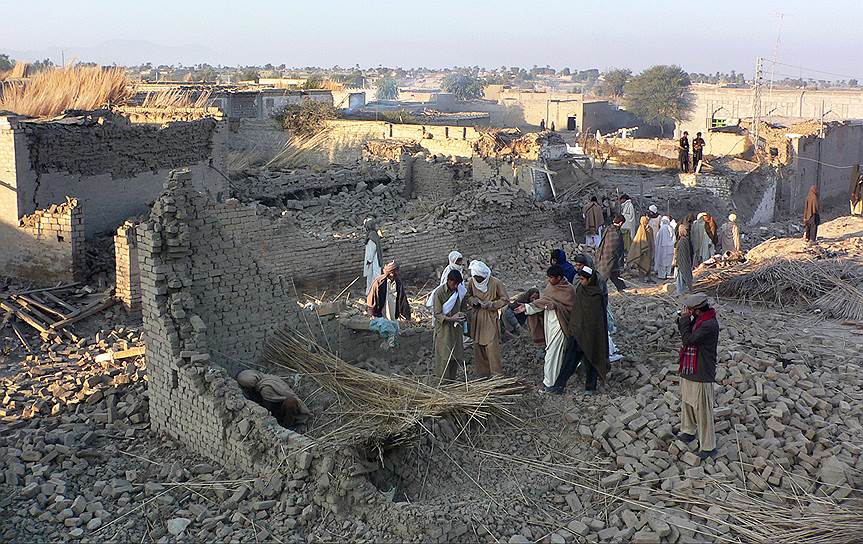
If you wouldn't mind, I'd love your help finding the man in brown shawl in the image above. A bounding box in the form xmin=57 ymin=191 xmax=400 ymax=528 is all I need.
xmin=466 ymin=260 xmax=509 ymax=378
xmin=557 ymin=266 xmax=609 ymax=395
xmin=627 ymin=216 xmax=655 ymax=281
xmin=367 ymin=261 xmax=411 ymax=349
xmin=514 ymin=265 xmax=576 ymax=394
xmin=803 ymin=185 xmax=820 ymax=243
xmin=703 ymin=212 xmax=719 ymax=249
xmin=236 ymin=370 xmax=311 ymax=428
xmin=674 ymin=224 xmax=694 ymax=295
xmin=596 ymin=214 xmax=627 ymax=292
xmin=851 ymin=168 xmax=863 ymax=216
xmin=433 ymin=269 xmax=468 ymax=384
xmin=582 ymin=196 xmax=605 ymax=248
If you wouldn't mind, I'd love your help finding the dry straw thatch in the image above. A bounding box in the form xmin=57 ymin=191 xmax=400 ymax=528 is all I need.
xmin=696 ymin=257 xmax=863 ymax=320
xmin=139 ymin=88 xmax=212 ymax=110
xmin=0 ymin=64 xmax=131 ymax=118
xmin=263 ymin=329 xmax=527 ymax=452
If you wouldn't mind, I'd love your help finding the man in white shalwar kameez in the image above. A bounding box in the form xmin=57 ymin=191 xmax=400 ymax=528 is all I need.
xmin=654 ymin=216 xmax=676 ymax=279
xmin=363 ymin=218 xmax=383 ymax=294
xmin=426 ymin=251 xmax=465 ymax=309
xmin=515 ymin=265 xmax=577 ymax=393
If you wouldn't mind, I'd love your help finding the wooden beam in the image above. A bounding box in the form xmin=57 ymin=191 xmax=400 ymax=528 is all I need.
xmin=0 ymin=300 xmax=51 ymax=334
xmin=15 ymin=295 xmax=67 ymax=320
xmin=41 ymin=291 xmax=78 ymax=313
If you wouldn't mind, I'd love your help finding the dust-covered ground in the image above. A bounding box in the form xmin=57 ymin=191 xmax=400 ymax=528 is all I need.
xmin=2 ymin=217 xmax=862 ymax=544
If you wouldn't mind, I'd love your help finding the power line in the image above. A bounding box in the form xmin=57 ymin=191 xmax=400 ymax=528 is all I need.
xmin=766 ymin=60 xmax=861 ymax=82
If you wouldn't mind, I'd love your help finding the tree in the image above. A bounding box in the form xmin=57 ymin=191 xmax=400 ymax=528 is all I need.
xmin=599 ymin=68 xmax=631 ymax=98
xmin=850 ymin=79 xmax=859 ymax=87
xmin=561 ymin=67 xmax=571 ymax=77
xmin=274 ymin=100 xmax=337 ymax=136
xmin=0 ymin=53 xmax=13 ymax=72
xmin=375 ymin=76 xmax=398 ymax=100
xmin=240 ymin=68 xmax=260 ymax=82
xmin=303 ymin=75 xmax=323 ymax=89
xmin=193 ymin=68 xmax=217 ymax=81
xmin=623 ymin=65 xmax=693 ymax=135
xmin=441 ymin=71 xmax=485 ymax=100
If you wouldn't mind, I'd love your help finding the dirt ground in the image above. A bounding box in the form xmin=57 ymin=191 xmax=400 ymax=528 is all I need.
xmin=2 ymin=215 xmax=862 ymax=543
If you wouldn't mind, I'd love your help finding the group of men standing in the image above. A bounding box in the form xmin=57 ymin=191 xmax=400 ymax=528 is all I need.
xmin=678 ymin=131 xmax=705 ymax=173
xmin=583 ymin=195 xmax=742 ymax=295
xmin=362 ymin=229 xmax=721 ymax=459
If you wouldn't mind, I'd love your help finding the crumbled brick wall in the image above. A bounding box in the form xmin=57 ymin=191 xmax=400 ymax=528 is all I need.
xmin=115 ymin=221 xmax=141 ymax=310
xmin=115 ymin=106 xmax=223 ymax=125
xmin=138 ymin=170 xmax=374 ymax=510
xmin=472 ymin=155 xmax=534 ymax=192
xmin=3 ymin=115 xmax=229 ymax=237
xmin=679 ymin=173 xmax=733 ymax=199
xmin=1 ymin=197 xmax=84 ymax=284
xmin=23 ymin=117 xmax=218 ymax=178
xmin=410 ymin=156 xmax=465 ymax=200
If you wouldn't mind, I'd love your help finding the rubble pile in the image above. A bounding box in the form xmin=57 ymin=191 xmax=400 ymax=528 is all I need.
xmin=362 ymin=139 xmax=424 ymax=162
xmin=230 ymin=163 xmax=395 ymax=205
xmin=0 ymin=326 xmax=144 ymax=421
xmin=474 ymin=129 xmax=565 ymax=160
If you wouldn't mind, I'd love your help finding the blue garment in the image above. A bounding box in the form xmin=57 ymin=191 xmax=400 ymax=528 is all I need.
xmin=552 ymin=249 xmax=577 ymax=284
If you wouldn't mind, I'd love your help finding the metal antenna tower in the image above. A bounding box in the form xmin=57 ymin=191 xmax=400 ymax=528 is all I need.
xmin=751 ymin=57 xmax=764 ymax=153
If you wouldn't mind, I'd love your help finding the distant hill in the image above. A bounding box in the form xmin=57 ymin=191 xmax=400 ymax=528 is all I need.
xmin=4 ymin=39 xmax=218 ymax=66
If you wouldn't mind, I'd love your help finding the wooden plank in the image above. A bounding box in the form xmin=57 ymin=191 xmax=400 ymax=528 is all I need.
xmin=40 ymin=291 xmax=78 ymax=313
xmin=10 ymin=322 xmax=32 ymax=353
xmin=114 ymin=346 xmax=145 ymax=360
xmin=15 ymin=295 xmax=67 ymax=320
xmin=49 ymin=297 xmax=115 ymax=330
xmin=0 ymin=300 xmax=51 ymax=334
xmin=10 ymin=297 xmax=56 ymax=326
xmin=17 ymin=282 xmax=80 ymax=296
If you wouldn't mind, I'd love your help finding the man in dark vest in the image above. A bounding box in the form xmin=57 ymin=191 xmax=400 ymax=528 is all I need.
xmin=678 ymin=131 xmax=690 ymax=172
xmin=676 ymin=293 xmax=720 ymax=459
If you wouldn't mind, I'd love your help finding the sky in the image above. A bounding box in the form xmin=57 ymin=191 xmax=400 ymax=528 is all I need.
xmin=2 ymin=0 xmax=862 ymax=79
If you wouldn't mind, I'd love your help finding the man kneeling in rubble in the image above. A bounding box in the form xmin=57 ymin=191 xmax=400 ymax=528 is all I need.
xmin=236 ymin=370 xmax=311 ymax=428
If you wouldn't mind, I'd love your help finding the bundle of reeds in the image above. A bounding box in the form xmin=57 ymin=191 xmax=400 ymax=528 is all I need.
xmin=140 ymin=88 xmax=212 ymax=110
xmin=0 ymin=64 xmax=131 ymax=118
xmin=263 ymin=329 xmax=527 ymax=450
xmin=696 ymin=257 xmax=863 ymax=319
xmin=652 ymin=483 xmax=863 ymax=544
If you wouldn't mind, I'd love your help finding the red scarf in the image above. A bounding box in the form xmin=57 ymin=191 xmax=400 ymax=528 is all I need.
xmin=678 ymin=308 xmax=716 ymax=376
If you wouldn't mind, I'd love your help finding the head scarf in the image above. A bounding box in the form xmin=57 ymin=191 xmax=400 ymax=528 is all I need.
xmin=697 ymin=212 xmax=707 ymax=220
xmin=438 ymin=250 xmax=465 ymax=287
xmin=468 ymin=260 xmax=492 ymax=293
xmin=383 ymin=261 xmax=399 ymax=275
xmin=448 ymin=251 xmax=463 ymax=268
xmin=728 ymin=213 xmax=737 ymax=222
xmin=804 ymin=185 xmax=820 ymax=223
xmin=550 ymin=249 xmax=577 ymax=283
xmin=363 ymin=218 xmax=383 ymax=268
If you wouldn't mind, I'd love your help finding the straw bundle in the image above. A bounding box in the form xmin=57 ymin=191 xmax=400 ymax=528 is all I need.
xmin=0 ymin=64 xmax=131 ymax=118
xmin=696 ymin=257 xmax=863 ymax=319
xmin=140 ymin=88 xmax=212 ymax=109
xmin=263 ymin=329 xmax=527 ymax=451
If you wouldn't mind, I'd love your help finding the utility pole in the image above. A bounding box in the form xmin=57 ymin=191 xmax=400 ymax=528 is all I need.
xmin=751 ymin=57 xmax=764 ymax=155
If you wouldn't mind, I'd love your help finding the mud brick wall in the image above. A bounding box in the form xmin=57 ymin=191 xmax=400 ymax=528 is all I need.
xmin=679 ymin=173 xmax=733 ymax=200
xmin=410 ymin=157 xmax=464 ymax=200
xmin=472 ymin=155 xmax=534 ymax=192
xmin=138 ymin=170 xmax=375 ymax=511
xmin=1 ymin=197 xmax=85 ymax=284
xmin=1 ymin=114 xmax=228 ymax=237
xmin=115 ymin=221 xmax=141 ymax=310
xmin=23 ymin=118 xmax=218 ymax=178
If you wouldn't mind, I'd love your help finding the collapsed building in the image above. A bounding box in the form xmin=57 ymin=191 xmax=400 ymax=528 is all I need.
xmin=0 ymin=107 xmax=227 ymax=283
